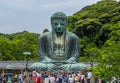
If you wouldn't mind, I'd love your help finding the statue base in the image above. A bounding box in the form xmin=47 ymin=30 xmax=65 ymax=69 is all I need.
xmin=31 ymin=62 xmax=86 ymax=72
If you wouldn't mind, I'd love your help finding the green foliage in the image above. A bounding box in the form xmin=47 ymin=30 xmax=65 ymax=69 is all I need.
xmin=92 ymin=42 xmax=120 ymax=80
xmin=74 ymin=18 xmax=102 ymax=40
xmin=67 ymin=0 xmax=120 ymax=80
xmin=42 ymin=28 xmax=49 ymax=33
xmin=0 ymin=31 xmax=40 ymax=61
xmin=67 ymin=0 xmax=120 ymax=52
xmin=0 ymin=37 xmax=15 ymax=60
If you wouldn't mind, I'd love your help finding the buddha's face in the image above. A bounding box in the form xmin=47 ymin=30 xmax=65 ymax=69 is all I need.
xmin=52 ymin=18 xmax=67 ymax=33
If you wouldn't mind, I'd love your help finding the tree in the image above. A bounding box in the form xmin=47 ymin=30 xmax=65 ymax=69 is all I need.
xmin=42 ymin=28 xmax=49 ymax=33
xmin=92 ymin=41 xmax=120 ymax=80
xmin=0 ymin=37 xmax=15 ymax=60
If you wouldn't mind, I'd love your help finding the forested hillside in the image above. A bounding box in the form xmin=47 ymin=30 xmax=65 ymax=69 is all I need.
xmin=68 ymin=0 xmax=120 ymax=59
xmin=0 ymin=31 xmax=40 ymax=61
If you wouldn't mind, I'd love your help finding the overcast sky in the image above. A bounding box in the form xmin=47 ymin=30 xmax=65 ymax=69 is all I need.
xmin=0 ymin=0 xmax=118 ymax=34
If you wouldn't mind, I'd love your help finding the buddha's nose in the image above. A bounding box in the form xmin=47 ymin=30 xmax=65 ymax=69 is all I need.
xmin=57 ymin=23 xmax=61 ymax=28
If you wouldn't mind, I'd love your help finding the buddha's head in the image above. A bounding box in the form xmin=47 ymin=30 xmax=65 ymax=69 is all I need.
xmin=51 ymin=12 xmax=68 ymax=33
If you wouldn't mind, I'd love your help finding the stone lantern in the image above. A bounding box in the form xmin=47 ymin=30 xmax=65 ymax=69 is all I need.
xmin=6 ymin=62 xmax=14 ymax=83
xmin=23 ymin=52 xmax=31 ymax=71
xmin=23 ymin=52 xmax=31 ymax=76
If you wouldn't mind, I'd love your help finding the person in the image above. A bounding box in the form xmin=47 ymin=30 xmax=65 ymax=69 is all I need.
xmin=74 ymin=74 xmax=79 ymax=83
xmin=111 ymin=76 xmax=117 ymax=83
xmin=2 ymin=74 xmax=7 ymax=83
xmin=49 ymin=73 xmax=55 ymax=83
xmin=37 ymin=12 xmax=80 ymax=71
xmin=0 ymin=73 xmax=2 ymax=83
xmin=87 ymin=71 xmax=92 ymax=83
xmin=57 ymin=73 xmax=62 ymax=83
xmin=118 ymin=78 xmax=120 ymax=83
xmin=23 ymin=75 xmax=30 ymax=83
xmin=13 ymin=73 xmax=18 ymax=83
xmin=68 ymin=75 xmax=74 ymax=83
xmin=81 ymin=72 xmax=85 ymax=83
xmin=18 ymin=72 xmax=23 ymax=83
xmin=36 ymin=71 xmax=41 ymax=83
xmin=44 ymin=75 xmax=50 ymax=83
xmin=63 ymin=73 xmax=68 ymax=83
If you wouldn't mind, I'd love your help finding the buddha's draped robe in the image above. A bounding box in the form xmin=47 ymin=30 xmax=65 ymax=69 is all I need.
xmin=38 ymin=31 xmax=80 ymax=63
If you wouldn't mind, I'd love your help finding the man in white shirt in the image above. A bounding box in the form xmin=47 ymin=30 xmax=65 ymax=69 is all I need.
xmin=87 ymin=71 xmax=92 ymax=83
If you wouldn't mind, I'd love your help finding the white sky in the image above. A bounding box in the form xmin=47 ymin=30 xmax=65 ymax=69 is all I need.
xmin=0 ymin=0 xmax=118 ymax=34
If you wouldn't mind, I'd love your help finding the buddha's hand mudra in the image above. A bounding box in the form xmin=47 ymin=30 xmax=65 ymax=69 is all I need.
xmin=65 ymin=57 xmax=77 ymax=64
xmin=41 ymin=56 xmax=52 ymax=63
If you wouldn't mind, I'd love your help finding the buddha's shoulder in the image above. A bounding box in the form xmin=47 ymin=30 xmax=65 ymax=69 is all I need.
xmin=66 ymin=31 xmax=79 ymax=39
xmin=39 ymin=32 xmax=52 ymax=39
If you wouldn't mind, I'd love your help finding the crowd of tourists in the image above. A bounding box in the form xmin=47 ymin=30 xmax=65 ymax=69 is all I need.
xmin=0 ymin=69 xmax=120 ymax=83
xmin=31 ymin=70 xmax=92 ymax=83
xmin=0 ymin=69 xmax=92 ymax=83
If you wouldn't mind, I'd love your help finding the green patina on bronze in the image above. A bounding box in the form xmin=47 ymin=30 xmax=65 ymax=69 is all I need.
xmin=35 ymin=12 xmax=85 ymax=71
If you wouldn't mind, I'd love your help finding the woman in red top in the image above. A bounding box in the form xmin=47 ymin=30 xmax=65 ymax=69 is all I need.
xmin=36 ymin=71 xmax=41 ymax=83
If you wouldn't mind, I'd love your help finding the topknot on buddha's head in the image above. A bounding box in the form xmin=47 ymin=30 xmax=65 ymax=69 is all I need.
xmin=51 ymin=12 xmax=68 ymax=22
